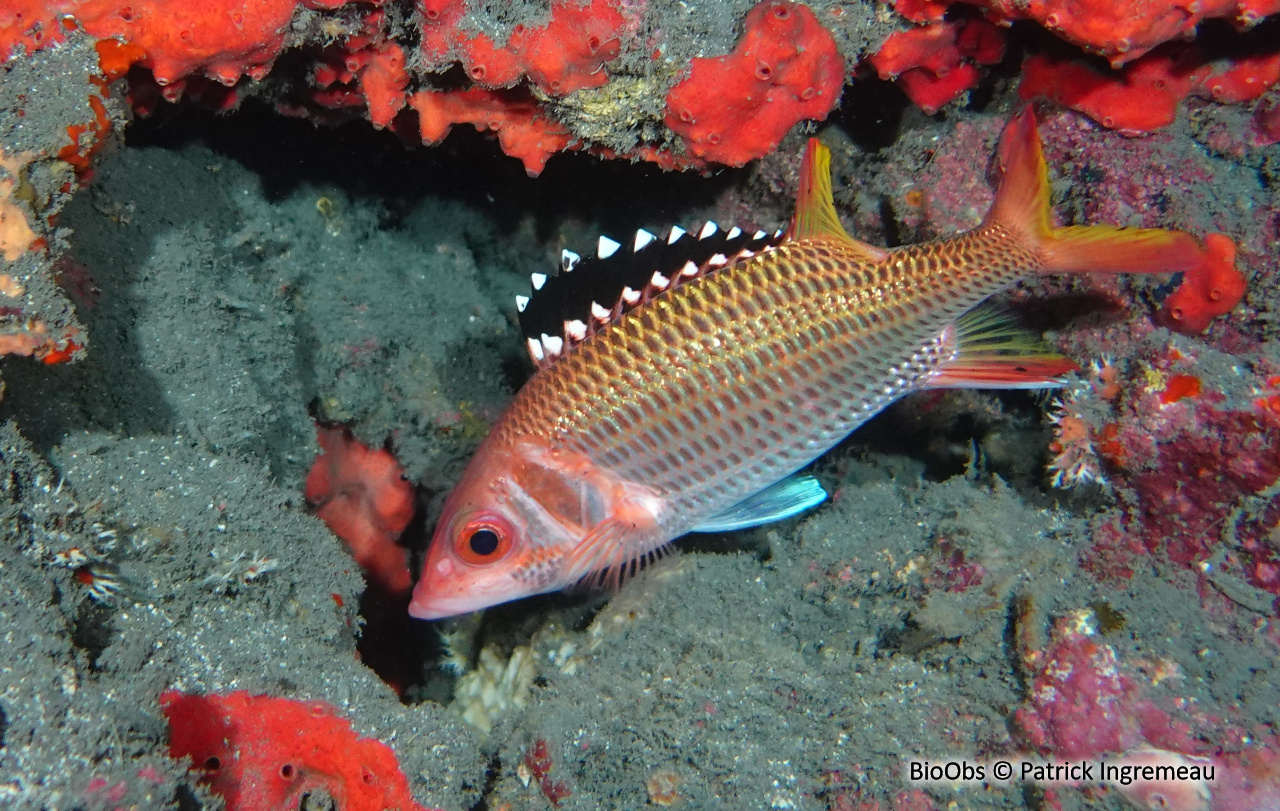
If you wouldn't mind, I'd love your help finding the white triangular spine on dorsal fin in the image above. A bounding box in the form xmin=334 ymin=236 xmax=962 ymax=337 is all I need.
xmin=668 ymin=225 xmax=686 ymax=244
xmin=527 ymin=337 xmax=545 ymax=362
xmin=515 ymin=294 xmax=530 ymax=312
xmin=650 ymin=271 xmax=670 ymax=290
xmin=773 ymin=229 xmax=784 ymax=237
xmin=727 ymin=226 xmax=742 ymax=239
xmin=634 ymin=229 xmax=655 ymax=251
xmin=541 ymin=333 xmax=564 ymax=355
xmin=738 ymin=249 xmax=755 ymax=259
xmin=622 ymin=286 xmax=641 ymax=304
xmin=598 ymin=235 xmax=621 ymax=258
xmin=699 ymin=221 xmax=718 ymax=239
xmin=531 ymin=272 xmax=547 ymax=290
xmin=753 ymin=230 xmax=767 ymax=239
xmin=708 ymin=253 xmax=728 ymax=267
xmin=591 ymin=301 xmax=610 ymax=321
xmin=680 ymin=260 xmax=699 ymax=277
xmin=564 ymin=319 xmax=587 ymax=341
xmin=561 ymin=249 xmax=580 ymax=271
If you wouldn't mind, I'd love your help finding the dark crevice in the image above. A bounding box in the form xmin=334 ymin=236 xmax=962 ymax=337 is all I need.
xmin=70 ymin=601 xmax=116 ymax=672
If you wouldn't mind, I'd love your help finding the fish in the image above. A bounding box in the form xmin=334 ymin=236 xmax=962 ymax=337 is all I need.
xmin=408 ymin=108 xmax=1219 ymax=620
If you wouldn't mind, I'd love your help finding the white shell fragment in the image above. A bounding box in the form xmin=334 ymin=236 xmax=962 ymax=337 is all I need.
xmin=598 ymin=235 xmax=621 ymax=258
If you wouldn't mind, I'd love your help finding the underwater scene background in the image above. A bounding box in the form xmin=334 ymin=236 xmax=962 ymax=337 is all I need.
xmin=1 ymin=1 xmax=1279 ymax=808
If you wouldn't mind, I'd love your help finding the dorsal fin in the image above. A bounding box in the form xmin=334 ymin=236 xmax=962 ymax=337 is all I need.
xmin=517 ymin=223 xmax=784 ymax=368
xmin=788 ymin=138 xmax=889 ymax=263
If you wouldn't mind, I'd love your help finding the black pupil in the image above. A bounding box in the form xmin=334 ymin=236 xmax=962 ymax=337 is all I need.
xmin=469 ymin=529 xmax=500 ymax=556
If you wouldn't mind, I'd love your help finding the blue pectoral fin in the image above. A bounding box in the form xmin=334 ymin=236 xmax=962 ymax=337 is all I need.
xmin=692 ymin=475 xmax=828 ymax=533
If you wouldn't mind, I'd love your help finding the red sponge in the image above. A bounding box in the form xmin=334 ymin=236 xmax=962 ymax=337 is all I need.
xmin=1019 ymin=45 xmax=1280 ymax=136
xmin=458 ymin=32 xmax=525 ymax=87
xmin=1157 ymin=233 xmax=1247 ymax=335
xmin=416 ymin=0 xmax=625 ymax=94
xmin=0 ymin=0 xmax=301 ymax=86
xmin=869 ymin=19 xmax=1005 ymax=114
xmin=664 ymin=0 xmax=843 ymax=166
xmin=409 ymin=87 xmax=575 ymax=176
xmin=162 ymin=691 xmax=438 ymax=811
xmin=305 ymin=425 xmax=415 ymax=598
xmin=511 ymin=0 xmax=626 ymax=95
xmin=360 ymin=43 xmax=409 ymax=129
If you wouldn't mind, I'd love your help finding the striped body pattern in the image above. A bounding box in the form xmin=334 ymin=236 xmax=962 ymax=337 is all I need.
xmin=409 ymin=110 xmax=1217 ymax=620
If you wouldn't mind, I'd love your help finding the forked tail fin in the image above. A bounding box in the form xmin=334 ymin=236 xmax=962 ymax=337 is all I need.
xmin=987 ymin=108 xmax=1211 ymax=277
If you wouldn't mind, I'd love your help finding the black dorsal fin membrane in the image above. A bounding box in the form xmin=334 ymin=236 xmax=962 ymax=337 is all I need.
xmin=517 ymin=223 xmax=783 ymax=366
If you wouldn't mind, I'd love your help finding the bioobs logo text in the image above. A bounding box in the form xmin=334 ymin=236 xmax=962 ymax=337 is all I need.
xmin=906 ymin=760 xmax=988 ymax=783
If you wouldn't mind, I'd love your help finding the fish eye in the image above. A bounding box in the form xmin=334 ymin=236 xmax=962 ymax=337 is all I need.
xmin=469 ymin=529 xmax=499 ymax=556
xmin=454 ymin=514 xmax=514 ymax=565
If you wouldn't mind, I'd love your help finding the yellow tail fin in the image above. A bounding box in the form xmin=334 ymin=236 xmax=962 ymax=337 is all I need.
xmin=987 ymin=108 xmax=1206 ymax=276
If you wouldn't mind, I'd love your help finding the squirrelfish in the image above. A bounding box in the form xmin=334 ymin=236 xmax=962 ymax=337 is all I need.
xmin=409 ymin=110 xmax=1220 ymax=620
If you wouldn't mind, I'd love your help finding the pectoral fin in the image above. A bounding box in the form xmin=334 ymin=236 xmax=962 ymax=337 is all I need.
xmin=693 ymin=475 xmax=828 ymax=533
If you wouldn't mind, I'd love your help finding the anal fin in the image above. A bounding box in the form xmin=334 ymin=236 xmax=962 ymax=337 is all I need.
xmin=931 ymin=307 xmax=1078 ymax=389
xmin=693 ymin=475 xmax=828 ymax=533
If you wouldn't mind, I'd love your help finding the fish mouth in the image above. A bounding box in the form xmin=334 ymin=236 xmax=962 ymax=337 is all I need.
xmin=407 ymin=589 xmax=494 ymax=620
